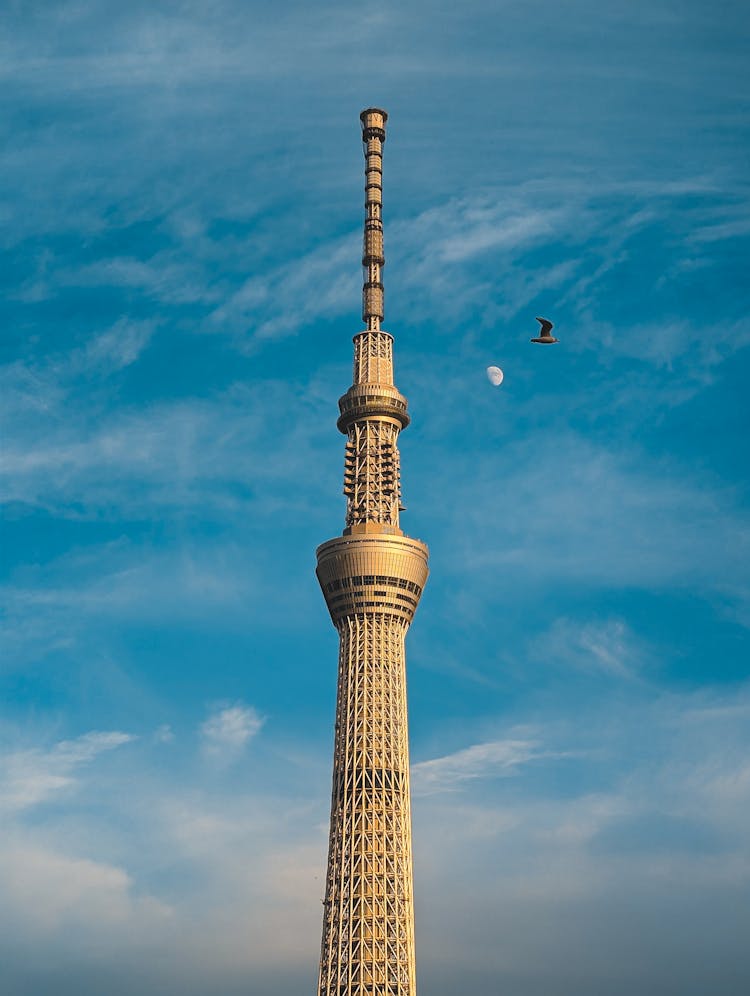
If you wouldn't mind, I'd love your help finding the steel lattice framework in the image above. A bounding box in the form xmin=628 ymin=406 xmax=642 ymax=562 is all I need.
xmin=315 ymin=109 xmax=428 ymax=996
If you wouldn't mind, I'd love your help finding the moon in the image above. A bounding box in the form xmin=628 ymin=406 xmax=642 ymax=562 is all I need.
xmin=486 ymin=365 xmax=504 ymax=386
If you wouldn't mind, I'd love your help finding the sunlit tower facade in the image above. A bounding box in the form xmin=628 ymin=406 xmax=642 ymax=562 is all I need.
xmin=315 ymin=109 xmax=429 ymax=996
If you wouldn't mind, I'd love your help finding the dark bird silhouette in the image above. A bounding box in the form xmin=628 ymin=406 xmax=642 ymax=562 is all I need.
xmin=530 ymin=316 xmax=558 ymax=344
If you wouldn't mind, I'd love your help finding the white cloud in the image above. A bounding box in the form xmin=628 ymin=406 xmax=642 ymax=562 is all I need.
xmin=80 ymin=318 xmax=154 ymax=373
xmin=0 ymin=731 xmax=134 ymax=814
xmin=208 ymin=232 xmax=359 ymax=341
xmin=437 ymin=431 xmax=750 ymax=597
xmin=154 ymin=724 xmax=175 ymax=744
xmin=412 ymin=737 xmax=544 ymax=794
xmin=0 ymin=840 xmax=171 ymax=933
xmin=0 ymin=320 xmax=153 ymax=409
xmin=585 ymin=317 xmax=750 ymax=373
xmin=433 ymin=203 xmax=564 ymax=263
xmin=200 ymin=704 xmax=265 ymax=760
xmin=531 ymin=618 xmax=643 ymax=679
xmin=0 ymin=374 xmax=336 ymax=516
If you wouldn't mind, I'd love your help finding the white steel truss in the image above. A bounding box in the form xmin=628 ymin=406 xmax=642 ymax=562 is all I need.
xmin=344 ymin=420 xmax=402 ymax=529
xmin=318 ymin=614 xmax=415 ymax=996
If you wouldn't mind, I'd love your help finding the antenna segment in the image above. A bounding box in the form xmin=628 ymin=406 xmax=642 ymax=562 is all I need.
xmin=361 ymin=108 xmax=387 ymax=331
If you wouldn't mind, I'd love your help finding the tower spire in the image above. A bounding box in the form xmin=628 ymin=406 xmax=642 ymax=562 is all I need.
xmin=315 ymin=109 xmax=429 ymax=996
xmin=360 ymin=108 xmax=387 ymax=331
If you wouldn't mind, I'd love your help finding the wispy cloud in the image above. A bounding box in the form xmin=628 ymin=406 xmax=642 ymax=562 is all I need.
xmin=1 ymin=319 xmax=154 ymax=419
xmin=0 ymin=376 xmax=337 ymax=516
xmin=433 ymin=431 xmax=750 ymax=598
xmin=209 ymin=233 xmax=360 ymax=342
xmin=583 ymin=317 xmax=750 ymax=374
xmin=530 ymin=618 xmax=644 ymax=679
xmin=80 ymin=318 xmax=154 ymax=372
xmin=154 ymin=724 xmax=176 ymax=744
xmin=0 ymin=731 xmax=134 ymax=813
xmin=433 ymin=203 xmax=565 ymax=263
xmin=412 ymin=737 xmax=545 ymax=794
xmin=0 ymin=540 xmax=303 ymax=678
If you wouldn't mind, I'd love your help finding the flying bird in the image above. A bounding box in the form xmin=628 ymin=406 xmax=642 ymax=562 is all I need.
xmin=530 ymin=317 xmax=558 ymax=344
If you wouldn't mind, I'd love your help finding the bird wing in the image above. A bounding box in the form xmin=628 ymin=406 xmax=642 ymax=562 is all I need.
xmin=535 ymin=317 xmax=554 ymax=335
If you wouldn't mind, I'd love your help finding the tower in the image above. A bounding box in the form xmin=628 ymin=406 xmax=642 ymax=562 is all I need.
xmin=315 ymin=109 xmax=429 ymax=996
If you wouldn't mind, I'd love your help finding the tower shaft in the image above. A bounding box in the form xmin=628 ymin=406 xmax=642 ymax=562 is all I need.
xmin=316 ymin=110 xmax=428 ymax=996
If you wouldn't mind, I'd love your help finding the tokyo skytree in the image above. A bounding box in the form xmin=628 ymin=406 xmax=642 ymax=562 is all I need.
xmin=315 ymin=108 xmax=429 ymax=996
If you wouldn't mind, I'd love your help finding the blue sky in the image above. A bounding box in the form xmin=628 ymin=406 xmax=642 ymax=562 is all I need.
xmin=1 ymin=1 xmax=749 ymax=993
